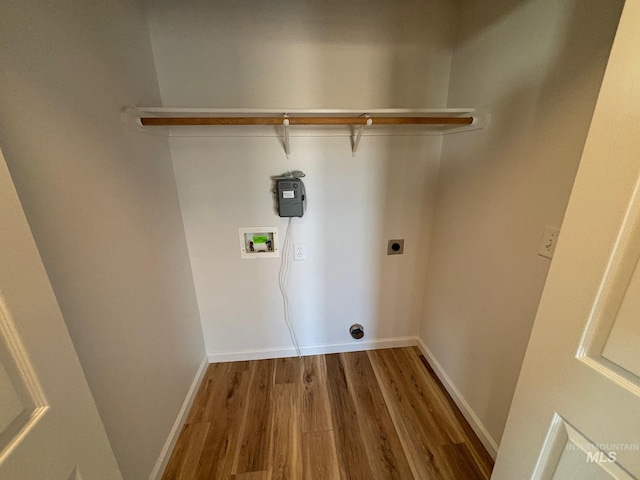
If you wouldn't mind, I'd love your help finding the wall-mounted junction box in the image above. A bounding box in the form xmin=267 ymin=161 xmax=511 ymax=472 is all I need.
xmin=275 ymin=176 xmax=306 ymax=217
xmin=239 ymin=227 xmax=279 ymax=259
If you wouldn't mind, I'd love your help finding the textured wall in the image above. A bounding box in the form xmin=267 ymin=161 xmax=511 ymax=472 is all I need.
xmin=0 ymin=1 xmax=205 ymax=477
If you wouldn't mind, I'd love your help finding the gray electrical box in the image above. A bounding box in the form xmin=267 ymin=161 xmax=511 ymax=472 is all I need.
xmin=276 ymin=177 xmax=306 ymax=217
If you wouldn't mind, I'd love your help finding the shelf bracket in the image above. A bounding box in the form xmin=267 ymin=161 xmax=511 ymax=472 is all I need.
xmin=441 ymin=108 xmax=490 ymax=135
xmin=352 ymin=114 xmax=372 ymax=157
xmin=283 ymin=114 xmax=290 ymax=159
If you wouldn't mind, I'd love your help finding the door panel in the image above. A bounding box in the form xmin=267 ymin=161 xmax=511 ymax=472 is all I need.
xmin=601 ymin=260 xmax=640 ymax=377
xmin=534 ymin=415 xmax=635 ymax=480
xmin=577 ymin=181 xmax=640 ymax=387
xmin=0 ymin=148 xmax=122 ymax=479
xmin=0 ymin=298 xmax=47 ymax=458
xmin=493 ymin=1 xmax=640 ymax=478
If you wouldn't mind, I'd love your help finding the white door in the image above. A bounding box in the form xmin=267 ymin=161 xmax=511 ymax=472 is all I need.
xmin=0 ymin=149 xmax=122 ymax=479
xmin=493 ymin=2 xmax=640 ymax=479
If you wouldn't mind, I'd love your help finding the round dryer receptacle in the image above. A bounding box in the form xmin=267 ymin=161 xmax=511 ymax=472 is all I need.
xmin=350 ymin=324 xmax=364 ymax=340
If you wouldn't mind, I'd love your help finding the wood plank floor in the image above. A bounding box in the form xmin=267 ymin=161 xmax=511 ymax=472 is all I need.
xmin=162 ymin=347 xmax=494 ymax=480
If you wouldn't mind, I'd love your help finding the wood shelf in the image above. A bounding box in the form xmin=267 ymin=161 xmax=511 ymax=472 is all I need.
xmin=127 ymin=107 xmax=488 ymax=158
xmin=139 ymin=115 xmax=473 ymax=127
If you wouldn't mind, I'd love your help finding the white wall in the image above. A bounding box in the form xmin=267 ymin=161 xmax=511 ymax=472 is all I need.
xmin=0 ymin=1 xmax=205 ymax=478
xmin=144 ymin=0 xmax=456 ymax=108
xmin=419 ymin=0 xmax=623 ymax=450
xmin=144 ymin=0 xmax=459 ymax=357
xmin=171 ymin=135 xmax=441 ymax=357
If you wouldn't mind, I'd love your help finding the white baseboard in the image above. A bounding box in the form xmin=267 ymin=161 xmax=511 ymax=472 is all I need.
xmin=416 ymin=337 xmax=499 ymax=459
xmin=149 ymin=356 xmax=208 ymax=480
xmin=207 ymin=336 xmax=418 ymax=363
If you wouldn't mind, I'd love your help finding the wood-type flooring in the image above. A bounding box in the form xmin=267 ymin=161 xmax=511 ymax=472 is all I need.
xmin=162 ymin=347 xmax=494 ymax=479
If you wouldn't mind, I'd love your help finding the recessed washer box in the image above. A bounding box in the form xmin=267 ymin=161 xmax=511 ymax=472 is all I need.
xmin=238 ymin=227 xmax=279 ymax=259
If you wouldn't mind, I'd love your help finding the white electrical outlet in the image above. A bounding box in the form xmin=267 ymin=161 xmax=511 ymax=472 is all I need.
xmin=294 ymin=243 xmax=305 ymax=261
xmin=538 ymin=226 xmax=560 ymax=259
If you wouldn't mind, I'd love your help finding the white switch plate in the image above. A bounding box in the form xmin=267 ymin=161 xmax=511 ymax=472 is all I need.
xmin=538 ymin=226 xmax=560 ymax=259
xmin=294 ymin=243 xmax=305 ymax=261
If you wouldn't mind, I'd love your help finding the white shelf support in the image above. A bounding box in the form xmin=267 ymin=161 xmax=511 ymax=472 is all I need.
xmin=283 ymin=114 xmax=290 ymax=159
xmin=352 ymin=114 xmax=372 ymax=157
xmin=441 ymin=108 xmax=491 ymax=135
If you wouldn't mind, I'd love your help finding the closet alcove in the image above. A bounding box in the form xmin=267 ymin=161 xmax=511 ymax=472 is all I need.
xmin=0 ymin=0 xmax=625 ymax=478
